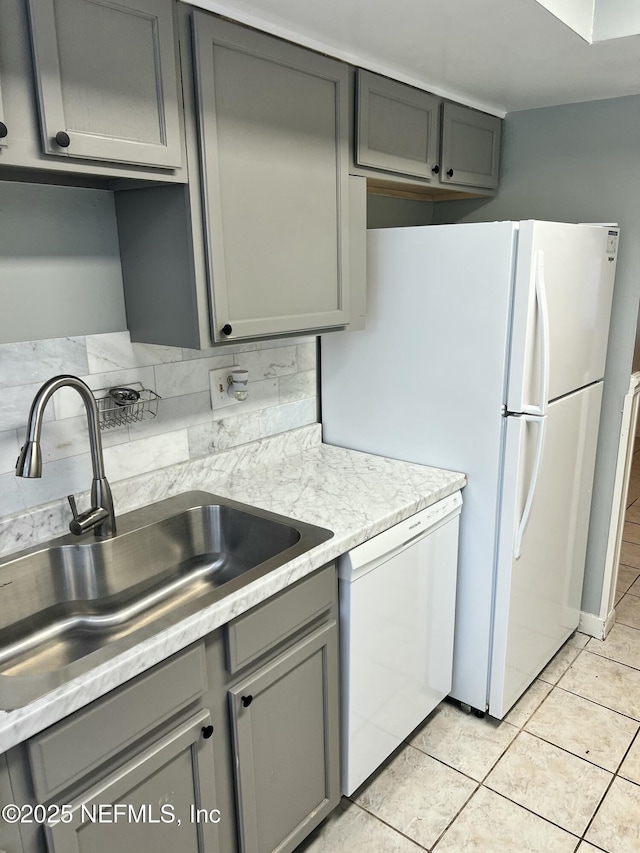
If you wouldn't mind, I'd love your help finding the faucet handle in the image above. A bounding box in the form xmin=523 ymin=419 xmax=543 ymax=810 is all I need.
xmin=67 ymin=493 xmax=110 ymax=536
xmin=68 ymin=494 xmax=79 ymax=521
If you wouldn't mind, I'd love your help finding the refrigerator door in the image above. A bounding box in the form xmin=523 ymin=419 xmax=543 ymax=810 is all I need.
xmin=507 ymin=222 xmax=618 ymax=413
xmin=322 ymin=223 xmax=518 ymax=711
xmin=489 ymin=381 xmax=603 ymax=718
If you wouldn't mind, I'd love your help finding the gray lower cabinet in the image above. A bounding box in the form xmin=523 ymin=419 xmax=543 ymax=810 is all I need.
xmin=0 ymin=753 xmax=24 ymax=853
xmin=3 ymin=564 xmax=340 ymax=853
xmin=4 ymin=643 xmax=221 ymax=853
xmin=440 ymin=102 xmax=501 ymax=189
xmin=220 ymin=563 xmax=340 ymax=853
xmin=45 ymin=711 xmax=219 ymax=853
xmin=229 ymin=624 xmax=339 ymax=853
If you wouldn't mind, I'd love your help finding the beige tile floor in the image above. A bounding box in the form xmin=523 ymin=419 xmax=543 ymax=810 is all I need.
xmin=298 ymin=447 xmax=640 ymax=852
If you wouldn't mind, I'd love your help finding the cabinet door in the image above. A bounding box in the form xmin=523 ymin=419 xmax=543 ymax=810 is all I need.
xmin=356 ymin=69 xmax=440 ymax=180
xmin=45 ymin=711 xmax=220 ymax=853
xmin=27 ymin=0 xmax=182 ymax=168
xmin=440 ymin=102 xmax=501 ymax=189
xmin=0 ymin=71 xmax=7 ymax=150
xmin=0 ymin=754 xmax=24 ymax=853
xmin=192 ymin=14 xmax=350 ymax=342
xmin=229 ymin=623 xmax=340 ymax=853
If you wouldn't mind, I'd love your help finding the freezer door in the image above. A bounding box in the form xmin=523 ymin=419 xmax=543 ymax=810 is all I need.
xmin=489 ymin=381 xmax=603 ymax=718
xmin=507 ymin=222 xmax=618 ymax=412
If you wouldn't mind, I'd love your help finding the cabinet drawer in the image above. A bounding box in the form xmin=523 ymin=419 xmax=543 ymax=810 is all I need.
xmin=226 ymin=565 xmax=335 ymax=674
xmin=28 ymin=642 xmax=207 ymax=801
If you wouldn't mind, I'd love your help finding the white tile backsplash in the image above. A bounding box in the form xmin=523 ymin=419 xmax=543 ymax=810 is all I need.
xmin=85 ymin=332 xmax=181 ymax=372
xmin=0 ymin=337 xmax=88 ymax=388
xmin=296 ymin=340 xmax=316 ymax=370
xmin=37 ymin=415 xmax=130 ymax=463
xmin=0 ymin=332 xmax=318 ymax=517
xmin=181 ymin=341 xmax=259 ymax=360
xmin=15 ymin=454 xmax=96 ymax=507
xmin=154 ymin=354 xmax=235 ymax=398
xmin=188 ymin=411 xmax=262 ymax=455
xmin=0 ymin=474 xmax=25 ymax=515
xmin=0 ymin=429 xmax=19 ymax=475
xmin=259 ymin=398 xmax=317 ymax=437
xmin=0 ymin=383 xmax=56 ymax=432
xmin=133 ymin=391 xmax=212 ymax=439
xmin=103 ymin=432 xmax=190 ymax=480
xmin=241 ymin=344 xmax=299 ymax=379
xmin=279 ymin=369 xmax=316 ymax=403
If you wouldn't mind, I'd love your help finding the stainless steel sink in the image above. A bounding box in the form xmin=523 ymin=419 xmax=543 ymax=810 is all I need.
xmin=0 ymin=491 xmax=333 ymax=710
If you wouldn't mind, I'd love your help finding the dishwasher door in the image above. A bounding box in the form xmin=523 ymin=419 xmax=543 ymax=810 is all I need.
xmin=339 ymin=491 xmax=461 ymax=795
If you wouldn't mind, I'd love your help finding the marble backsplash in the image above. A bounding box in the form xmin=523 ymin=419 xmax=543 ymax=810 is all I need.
xmin=0 ymin=331 xmax=318 ymax=519
xmin=0 ymin=422 xmax=323 ymax=560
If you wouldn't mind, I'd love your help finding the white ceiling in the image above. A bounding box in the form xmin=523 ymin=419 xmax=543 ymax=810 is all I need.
xmin=185 ymin=0 xmax=640 ymax=116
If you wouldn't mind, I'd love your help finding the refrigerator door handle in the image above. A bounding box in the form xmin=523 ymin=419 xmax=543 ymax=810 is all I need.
xmin=514 ymin=413 xmax=547 ymax=559
xmin=523 ymin=250 xmax=551 ymax=416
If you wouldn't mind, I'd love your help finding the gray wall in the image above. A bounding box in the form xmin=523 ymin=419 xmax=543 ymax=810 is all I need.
xmin=434 ymin=94 xmax=640 ymax=616
xmin=367 ymin=194 xmax=433 ymax=228
xmin=0 ymin=181 xmax=127 ymax=343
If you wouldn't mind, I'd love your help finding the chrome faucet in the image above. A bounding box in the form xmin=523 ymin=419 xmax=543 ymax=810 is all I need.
xmin=16 ymin=375 xmax=116 ymax=537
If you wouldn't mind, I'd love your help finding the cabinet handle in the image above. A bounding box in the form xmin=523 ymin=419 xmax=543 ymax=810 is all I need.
xmin=0 ymin=122 xmax=7 ymax=139
xmin=446 ymin=168 xmax=454 ymax=178
xmin=55 ymin=131 xmax=71 ymax=148
xmin=431 ymin=165 xmax=440 ymax=175
xmin=241 ymin=695 xmax=253 ymax=708
xmin=201 ymin=724 xmax=214 ymax=739
xmin=220 ymin=324 xmax=233 ymax=336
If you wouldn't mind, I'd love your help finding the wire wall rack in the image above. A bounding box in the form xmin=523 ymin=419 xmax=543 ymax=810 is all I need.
xmin=95 ymin=383 xmax=160 ymax=431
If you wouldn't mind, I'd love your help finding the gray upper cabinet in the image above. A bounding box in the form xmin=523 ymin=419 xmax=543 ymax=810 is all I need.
xmin=26 ymin=0 xmax=183 ymax=170
xmin=191 ymin=13 xmax=350 ymax=341
xmin=440 ymin=101 xmax=501 ymax=189
xmin=351 ymin=68 xmax=502 ymax=195
xmin=356 ymin=69 xmax=440 ymax=180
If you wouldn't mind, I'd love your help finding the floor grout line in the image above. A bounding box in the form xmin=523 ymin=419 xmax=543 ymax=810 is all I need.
xmin=519 ymin=712 xmax=637 ymax=775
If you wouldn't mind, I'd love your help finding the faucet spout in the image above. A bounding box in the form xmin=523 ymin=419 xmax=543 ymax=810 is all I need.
xmin=16 ymin=375 xmax=116 ymax=538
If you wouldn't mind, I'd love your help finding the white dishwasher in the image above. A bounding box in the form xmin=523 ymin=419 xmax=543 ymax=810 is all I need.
xmin=339 ymin=490 xmax=462 ymax=795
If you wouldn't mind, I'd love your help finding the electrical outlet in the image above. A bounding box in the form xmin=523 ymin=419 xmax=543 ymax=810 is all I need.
xmin=209 ymin=367 xmax=240 ymax=410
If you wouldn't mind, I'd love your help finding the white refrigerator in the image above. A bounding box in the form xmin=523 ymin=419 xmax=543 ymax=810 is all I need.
xmin=321 ymin=220 xmax=619 ymax=718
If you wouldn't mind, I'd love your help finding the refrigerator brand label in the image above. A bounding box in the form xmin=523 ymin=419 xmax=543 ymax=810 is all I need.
xmin=607 ymin=230 xmax=619 ymax=261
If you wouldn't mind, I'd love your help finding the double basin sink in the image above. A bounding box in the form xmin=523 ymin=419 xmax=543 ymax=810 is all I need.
xmin=0 ymin=492 xmax=333 ymax=710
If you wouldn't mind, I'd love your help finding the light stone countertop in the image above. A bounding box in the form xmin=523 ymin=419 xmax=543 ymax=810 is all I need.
xmin=0 ymin=425 xmax=465 ymax=753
